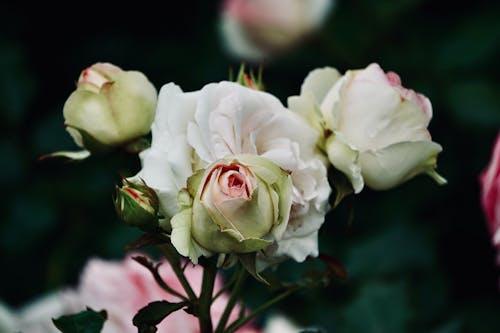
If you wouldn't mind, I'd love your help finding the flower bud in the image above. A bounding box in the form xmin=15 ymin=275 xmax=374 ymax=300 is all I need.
xmin=170 ymin=154 xmax=293 ymax=263
xmin=63 ymin=62 xmax=157 ymax=151
xmin=114 ymin=179 xmax=159 ymax=231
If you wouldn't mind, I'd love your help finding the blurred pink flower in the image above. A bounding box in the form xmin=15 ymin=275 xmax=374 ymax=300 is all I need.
xmin=75 ymin=254 xmax=260 ymax=333
xmin=3 ymin=254 xmax=260 ymax=333
xmin=480 ymin=133 xmax=500 ymax=262
xmin=220 ymin=0 xmax=333 ymax=60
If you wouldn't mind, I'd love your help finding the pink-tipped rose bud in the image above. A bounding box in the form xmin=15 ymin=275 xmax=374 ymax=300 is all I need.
xmin=63 ymin=62 xmax=157 ymax=151
xmin=114 ymin=179 xmax=160 ymax=231
xmin=170 ymin=154 xmax=293 ymax=263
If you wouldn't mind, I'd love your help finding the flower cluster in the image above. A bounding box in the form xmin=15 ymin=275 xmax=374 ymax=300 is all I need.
xmin=47 ymin=60 xmax=446 ymax=332
xmin=62 ymin=61 xmax=445 ymax=274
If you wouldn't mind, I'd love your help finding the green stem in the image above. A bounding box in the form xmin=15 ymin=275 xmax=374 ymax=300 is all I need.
xmin=225 ymin=287 xmax=300 ymax=333
xmin=212 ymin=271 xmax=238 ymax=303
xmin=159 ymin=244 xmax=197 ymax=301
xmin=198 ymin=259 xmax=217 ymax=333
xmin=145 ymin=263 xmax=188 ymax=301
xmin=215 ymin=267 xmax=247 ymax=333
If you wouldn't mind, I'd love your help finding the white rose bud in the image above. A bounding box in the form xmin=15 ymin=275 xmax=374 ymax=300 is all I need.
xmin=63 ymin=63 xmax=157 ymax=151
xmin=291 ymin=63 xmax=446 ymax=192
xmin=170 ymin=154 xmax=292 ymax=263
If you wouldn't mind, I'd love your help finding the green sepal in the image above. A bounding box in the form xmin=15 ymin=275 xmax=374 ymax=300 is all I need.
xmin=66 ymin=125 xmax=112 ymax=155
xmin=238 ymin=253 xmax=270 ymax=285
xmin=329 ymin=166 xmax=354 ymax=208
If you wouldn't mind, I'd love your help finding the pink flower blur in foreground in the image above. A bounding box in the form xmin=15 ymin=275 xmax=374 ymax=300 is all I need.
xmin=480 ymin=133 xmax=500 ymax=260
xmin=75 ymin=254 xmax=259 ymax=333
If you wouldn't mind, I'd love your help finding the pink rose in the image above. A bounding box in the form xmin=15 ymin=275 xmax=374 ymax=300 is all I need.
xmin=74 ymin=254 xmax=260 ymax=333
xmin=5 ymin=255 xmax=260 ymax=333
xmin=480 ymin=133 xmax=500 ymax=259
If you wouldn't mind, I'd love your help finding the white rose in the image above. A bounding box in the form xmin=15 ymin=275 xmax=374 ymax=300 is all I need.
xmin=134 ymin=81 xmax=330 ymax=264
xmin=220 ymin=0 xmax=334 ymax=60
xmin=289 ymin=63 xmax=446 ymax=193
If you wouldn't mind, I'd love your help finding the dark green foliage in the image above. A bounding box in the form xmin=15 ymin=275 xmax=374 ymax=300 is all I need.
xmin=133 ymin=301 xmax=188 ymax=333
xmin=53 ymin=308 xmax=107 ymax=333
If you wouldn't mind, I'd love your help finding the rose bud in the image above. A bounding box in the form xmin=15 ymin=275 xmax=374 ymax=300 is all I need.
xmin=114 ymin=179 xmax=159 ymax=231
xmin=170 ymin=154 xmax=293 ymax=263
xmin=290 ymin=63 xmax=446 ymax=192
xmin=63 ymin=63 xmax=157 ymax=151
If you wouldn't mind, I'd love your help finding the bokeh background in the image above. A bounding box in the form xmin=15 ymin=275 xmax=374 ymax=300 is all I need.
xmin=1 ymin=1 xmax=500 ymax=332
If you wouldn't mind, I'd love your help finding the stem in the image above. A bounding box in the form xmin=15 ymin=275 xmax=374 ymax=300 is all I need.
xmin=159 ymin=244 xmax=197 ymax=301
xmin=132 ymin=256 xmax=188 ymax=301
xmin=198 ymin=259 xmax=217 ymax=333
xmin=150 ymin=265 xmax=189 ymax=301
xmin=212 ymin=267 xmax=241 ymax=303
xmin=215 ymin=267 xmax=247 ymax=333
xmin=225 ymin=287 xmax=299 ymax=333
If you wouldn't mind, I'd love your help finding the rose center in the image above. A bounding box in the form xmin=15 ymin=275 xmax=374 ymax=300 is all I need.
xmin=228 ymin=173 xmax=244 ymax=189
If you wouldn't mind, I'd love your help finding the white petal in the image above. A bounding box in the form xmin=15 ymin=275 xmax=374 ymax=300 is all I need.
xmin=359 ymin=140 xmax=443 ymax=190
xmin=134 ymin=148 xmax=185 ymax=218
xmin=326 ymin=134 xmax=364 ymax=193
xmin=300 ymin=66 xmax=341 ymax=104
xmin=325 ymin=65 xmax=432 ymax=151
xmin=171 ymin=208 xmax=203 ymax=264
xmin=152 ymin=83 xmax=198 ymax=147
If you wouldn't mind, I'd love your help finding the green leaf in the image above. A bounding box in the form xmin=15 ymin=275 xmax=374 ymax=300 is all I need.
xmin=133 ymin=300 xmax=188 ymax=333
xmin=52 ymin=308 xmax=107 ymax=333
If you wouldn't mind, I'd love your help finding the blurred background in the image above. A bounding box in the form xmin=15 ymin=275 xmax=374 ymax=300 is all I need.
xmin=1 ymin=0 xmax=500 ymax=332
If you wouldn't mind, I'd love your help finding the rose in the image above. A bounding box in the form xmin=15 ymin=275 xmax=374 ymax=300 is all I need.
xmin=63 ymin=62 xmax=157 ymax=150
xmin=480 ymin=133 xmax=500 ymax=259
xmin=114 ymin=179 xmax=160 ymax=231
xmin=133 ymin=81 xmax=330 ymax=264
xmin=0 ymin=255 xmax=260 ymax=333
xmin=289 ymin=63 xmax=446 ymax=193
xmin=171 ymin=155 xmax=292 ymax=262
xmin=220 ymin=0 xmax=333 ymax=60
